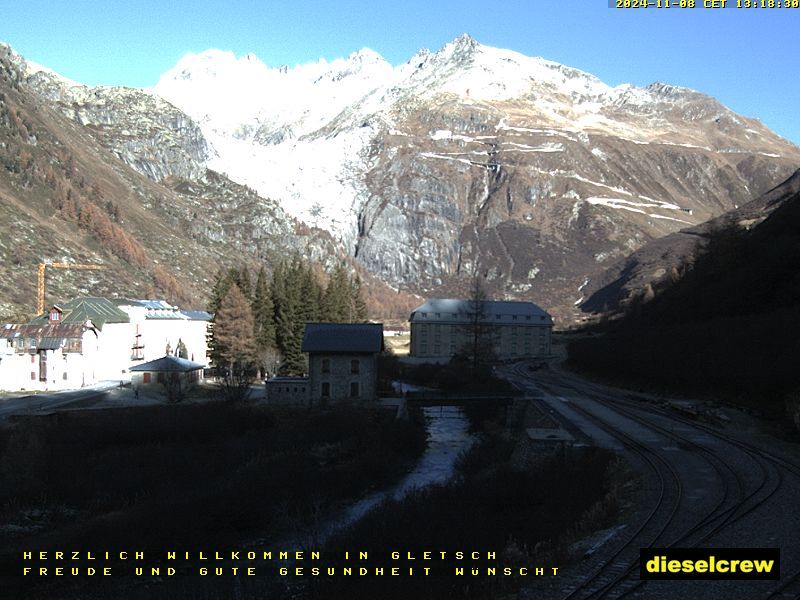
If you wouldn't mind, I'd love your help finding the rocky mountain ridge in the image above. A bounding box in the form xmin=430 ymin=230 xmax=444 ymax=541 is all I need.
xmin=4 ymin=36 xmax=800 ymax=322
xmin=0 ymin=44 xmax=401 ymax=322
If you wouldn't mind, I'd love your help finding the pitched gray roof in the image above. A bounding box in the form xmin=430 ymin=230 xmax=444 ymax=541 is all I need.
xmin=301 ymin=323 xmax=384 ymax=354
xmin=409 ymin=298 xmax=553 ymax=325
xmin=129 ymin=355 xmax=204 ymax=372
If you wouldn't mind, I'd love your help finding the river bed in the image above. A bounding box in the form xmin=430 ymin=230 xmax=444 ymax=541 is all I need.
xmin=304 ymin=405 xmax=476 ymax=544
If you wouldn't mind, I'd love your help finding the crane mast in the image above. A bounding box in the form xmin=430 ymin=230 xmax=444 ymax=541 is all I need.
xmin=36 ymin=262 xmax=105 ymax=315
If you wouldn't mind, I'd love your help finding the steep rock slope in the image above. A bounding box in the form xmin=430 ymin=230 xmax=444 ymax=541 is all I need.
xmin=580 ymin=169 xmax=800 ymax=315
xmin=0 ymin=45 xmax=344 ymax=320
xmin=154 ymin=35 xmax=800 ymax=321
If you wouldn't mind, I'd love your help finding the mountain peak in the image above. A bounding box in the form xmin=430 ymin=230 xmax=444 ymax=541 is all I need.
xmin=441 ymin=33 xmax=480 ymax=56
xmin=347 ymin=47 xmax=387 ymax=66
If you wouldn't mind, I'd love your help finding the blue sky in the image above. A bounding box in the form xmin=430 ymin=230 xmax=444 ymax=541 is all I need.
xmin=3 ymin=1 xmax=799 ymax=144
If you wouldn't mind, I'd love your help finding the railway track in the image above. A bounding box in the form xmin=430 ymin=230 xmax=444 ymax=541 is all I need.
xmin=504 ymin=362 xmax=800 ymax=599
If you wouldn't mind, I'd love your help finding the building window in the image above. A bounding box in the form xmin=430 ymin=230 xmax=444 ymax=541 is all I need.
xmin=143 ymin=372 xmax=151 ymax=383
xmin=321 ymin=382 xmax=330 ymax=397
xmin=434 ymin=344 xmax=441 ymax=355
xmin=29 ymin=338 xmax=37 ymax=349
xmin=350 ymin=382 xmax=359 ymax=398
xmin=350 ymin=359 xmax=360 ymax=374
xmin=321 ymin=359 xmax=330 ymax=374
xmin=49 ymin=310 xmax=60 ymax=322
xmin=5 ymin=339 xmax=11 ymax=348
xmin=512 ymin=315 xmax=518 ymax=321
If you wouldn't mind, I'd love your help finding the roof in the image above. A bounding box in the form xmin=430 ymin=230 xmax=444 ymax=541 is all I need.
xmin=1 ymin=323 xmax=88 ymax=342
xmin=181 ymin=310 xmax=213 ymax=321
xmin=301 ymin=323 xmax=384 ymax=354
xmin=409 ymin=299 xmax=553 ymax=325
xmin=30 ymin=297 xmax=130 ymax=329
xmin=129 ymin=355 xmax=205 ymax=372
xmin=115 ymin=299 xmax=212 ymax=322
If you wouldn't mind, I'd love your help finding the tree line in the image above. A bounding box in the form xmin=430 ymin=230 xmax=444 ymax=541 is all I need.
xmin=208 ymin=258 xmax=368 ymax=387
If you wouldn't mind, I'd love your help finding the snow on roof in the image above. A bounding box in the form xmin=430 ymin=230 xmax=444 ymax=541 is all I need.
xmin=129 ymin=355 xmax=205 ymax=372
xmin=410 ymin=299 xmax=552 ymax=324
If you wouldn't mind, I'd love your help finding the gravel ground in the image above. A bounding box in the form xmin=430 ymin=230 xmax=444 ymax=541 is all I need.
xmin=505 ymin=365 xmax=800 ymax=600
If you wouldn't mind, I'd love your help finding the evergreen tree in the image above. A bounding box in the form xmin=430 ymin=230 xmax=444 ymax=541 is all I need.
xmin=351 ymin=273 xmax=369 ymax=322
xmin=207 ymin=268 xmax=235 ymax=315
xmin=207 ymin=268 xmax=236 ymax=367
xmin=299 ymin=262 xmax=322 ymax=324
xmin=238 ymin=267 xmax=253 ymax=302
xmin=272 ymin=260 xmax=306 ymax=375
xmin=322 ymin=263 xmax=351 ymax=322
xmin=252 ymin=266 xmax=277 ymax=376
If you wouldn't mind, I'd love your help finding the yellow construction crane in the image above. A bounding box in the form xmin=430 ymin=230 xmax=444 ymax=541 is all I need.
xmin=37 ymin=261 xmax=105 ymax=315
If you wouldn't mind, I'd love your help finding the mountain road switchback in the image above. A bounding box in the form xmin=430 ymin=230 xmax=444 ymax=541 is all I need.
xmin=498 ymin=361 xmax=800 ymax=600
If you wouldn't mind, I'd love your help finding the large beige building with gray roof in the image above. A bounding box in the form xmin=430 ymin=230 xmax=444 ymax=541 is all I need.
xmin=409 ymin=299 xmax=553 ymax=361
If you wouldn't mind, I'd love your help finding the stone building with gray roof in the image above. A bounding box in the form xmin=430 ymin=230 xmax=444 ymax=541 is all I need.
xmin=409 ymin=299 xmax=553 ymax=361
xmin=266 ymin=323 xmax=383 ymax=406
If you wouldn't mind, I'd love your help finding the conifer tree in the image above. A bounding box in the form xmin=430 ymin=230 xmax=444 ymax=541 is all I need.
xmin=351 ymin=273 xmax=369 ymax=322
xmin=213 ymin=283 xmax=257 ymax=400
xmin=238 ymin=267 xmax=253 ymax=302
xmin=208 ymin=268 xmax=235 ymax=315
xmin=271 ymin=261 xmax=306 ymax=375
xmin=322 ymin=263 xmax=351 ymax=322
xmin=252 ymin=266 xmax=277 ymax=376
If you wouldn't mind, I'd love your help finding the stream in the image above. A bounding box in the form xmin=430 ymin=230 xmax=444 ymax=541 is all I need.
xmin=292 ymin=405 xmax=476 ymax=546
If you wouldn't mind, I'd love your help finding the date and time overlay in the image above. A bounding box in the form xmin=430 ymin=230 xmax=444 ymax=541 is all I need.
xmin=611 ymin=0 xmax=799 ymax=9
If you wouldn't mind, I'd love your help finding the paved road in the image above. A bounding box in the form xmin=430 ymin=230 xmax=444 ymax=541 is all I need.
xmin=499 ymin=362 xmax=800 ymax=600
xmin=0 ymin=381 xmax=119 ymax=419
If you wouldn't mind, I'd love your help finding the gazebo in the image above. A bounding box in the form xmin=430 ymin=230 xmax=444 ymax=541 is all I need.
xmin=129 ymin=355 xmax=204 ymax=389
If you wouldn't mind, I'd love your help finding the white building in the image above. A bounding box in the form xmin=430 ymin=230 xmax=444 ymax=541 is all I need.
xmin=409 ymin=299 xmax=553 ymax=361
xmin=0 ymin=321 xmax=99 ymax=390
xmin=115 ymin=299 xmax=211 ymax=366
xmin=0 ymin=297 xmax=211 ymax=391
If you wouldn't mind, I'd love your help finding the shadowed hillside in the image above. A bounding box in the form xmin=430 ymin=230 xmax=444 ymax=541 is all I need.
xmin=569 ymin=170 xmax=800 ymax=424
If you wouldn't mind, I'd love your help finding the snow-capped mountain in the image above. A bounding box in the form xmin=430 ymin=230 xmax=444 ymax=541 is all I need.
xmin=6 ymin=36 xmax=799 ymax=320
xmin=148 ymin=34 xmax=800 ymax=319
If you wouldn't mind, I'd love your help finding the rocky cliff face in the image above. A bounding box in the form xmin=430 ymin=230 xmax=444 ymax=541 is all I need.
xmin=151 ymin=35 xmax=800 ymax=321
xmin=11 ymin=51 xmax=209 ymax=182
xmin=5 ymin=36 xmax=800 ymax=322
xmin=0 ymin=44 xmax=350 ymax=320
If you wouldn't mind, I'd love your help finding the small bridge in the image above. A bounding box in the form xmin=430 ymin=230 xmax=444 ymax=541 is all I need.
xmin=403 ymin=390 xmax=522 ymax=407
